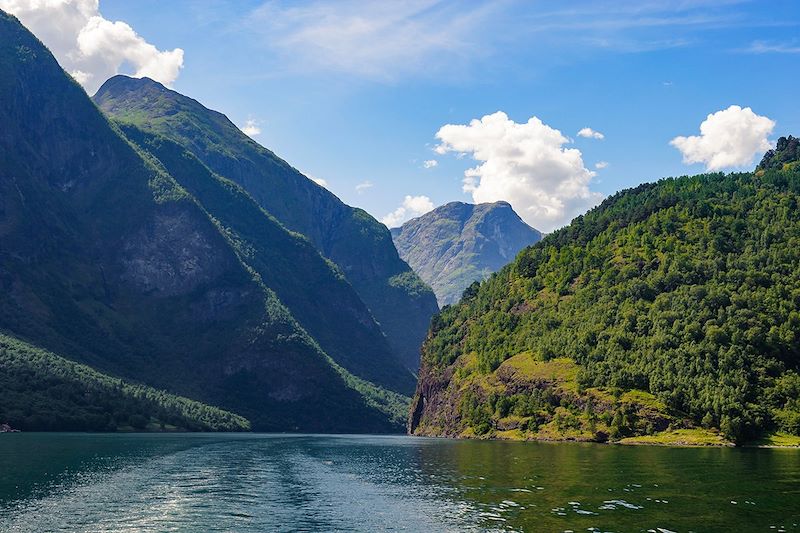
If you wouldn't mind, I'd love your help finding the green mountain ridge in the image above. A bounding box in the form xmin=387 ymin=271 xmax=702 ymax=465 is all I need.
xmin=93 ymin=75 xmax=439 ymax=372
xmin=0 ymin=10 xmax=406 ymax=432
xmin=410 ymin=148 xmax=800 ymax=445
xmin=391 ymin=201 xmax=542 ymax=306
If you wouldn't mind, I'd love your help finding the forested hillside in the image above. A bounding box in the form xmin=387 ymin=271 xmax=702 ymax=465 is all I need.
xmin=410 ymin=144 xmax=800 ymax=445
xmin=0 ymin=333 xmax=250 ymax=432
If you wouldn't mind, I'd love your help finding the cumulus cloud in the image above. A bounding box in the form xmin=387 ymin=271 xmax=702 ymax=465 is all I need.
xmin=0 ymin=0 xmax=184 ymax=93
xmin=355 ymin=181 xmax=374 ymax=194
xmin=595 ymin=161 xmax=609 ymax=169
xmin=423 ymin=159 xmax=438 ymax=169
xmin=435 ymin=111 xmax=603 ymax=232
xmin=577 ymin=127 xmax=604 ymax=140
xmin=381 ymin=195 xmax=435 ymax=228
xmin=670 ymin=105 xmax=775 ymax=171
xmin=241 ymin=118 xmax=261 ymax=137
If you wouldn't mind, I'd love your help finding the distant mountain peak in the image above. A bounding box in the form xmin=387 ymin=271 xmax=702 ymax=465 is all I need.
xmin=392 ymin=201 xmax=541 ymax=306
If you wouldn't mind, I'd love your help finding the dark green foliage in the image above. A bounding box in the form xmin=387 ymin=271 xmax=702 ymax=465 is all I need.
xmin=93 ymin=76 xmax=438 ymax=372
xmin=420 ymin=165 xmax=800 ymax=443
xmin=758 ymin=136 xmax=800 ymax=171
xmin=0 ymin=333 xmax=250 ymax=431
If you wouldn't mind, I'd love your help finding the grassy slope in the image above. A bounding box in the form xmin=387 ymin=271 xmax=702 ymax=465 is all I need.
xmin=0 ymin=333 xmax=250 ymax=432
xmin=411 ymin=163 xmax=800 ymax=445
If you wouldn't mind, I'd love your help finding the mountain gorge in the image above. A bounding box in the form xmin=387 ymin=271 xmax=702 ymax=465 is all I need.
xmin=92 ymin=75 xmax=438 ymax=373
xmin=391 ymin=201 xmax=541 ymax=306
xmin=410 ymin=147 xmax=800 ymax=445
xmin=0 ymin=11 xmax=413 ymax=432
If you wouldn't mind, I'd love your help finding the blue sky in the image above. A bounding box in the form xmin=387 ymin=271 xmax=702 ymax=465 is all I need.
xmin=6 ymin=0 xmax=800 ymax=230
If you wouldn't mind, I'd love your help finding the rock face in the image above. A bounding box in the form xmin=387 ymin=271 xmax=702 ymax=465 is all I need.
xmin=391 ymin=202 xmax=541 ymax=307
xmin=93 ymin=75 xmax=439 ymax=373
xmin=0 ymin=10 xmax=409 ymax=432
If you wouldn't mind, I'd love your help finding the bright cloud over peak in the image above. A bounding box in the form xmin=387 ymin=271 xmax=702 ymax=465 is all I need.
xmin=435 ymin=111 xmax=603 ymax=232
xmin=670 ymin=105 xmax=775 ymax=171
xmin=381 ymin=195 xmax=434 ymax=228
xmin=241 ymin=119 xmax=261 ymax=137
xmin=577 ymin=127 xmax=604 ymax=140
xmin=0 ymin=0 xmax=184 ymax=93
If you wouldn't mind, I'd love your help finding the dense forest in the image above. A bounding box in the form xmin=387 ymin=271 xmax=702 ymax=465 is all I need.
xmin=0 ymin=333 xmax=250 ymax=431
xmin=411 ymin=139 xmax=800 ymax=445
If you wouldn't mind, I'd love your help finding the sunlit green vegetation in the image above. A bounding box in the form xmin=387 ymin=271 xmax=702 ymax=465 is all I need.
xmin=418 ymin=142 xmax=800 ymax=444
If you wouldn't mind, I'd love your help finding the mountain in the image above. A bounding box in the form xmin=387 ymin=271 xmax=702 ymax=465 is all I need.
xmin=93 ymin=76 xmax=439 ymax=372
xmin=0 ymin=10 xmax=408 ymax=432
xmin=115 ymin=125 xmax=415 ymax=396
xmin=409 ymin=149 xmax=800 ymax=445
xmin=391 ymin=201 xmax=542 ymax=306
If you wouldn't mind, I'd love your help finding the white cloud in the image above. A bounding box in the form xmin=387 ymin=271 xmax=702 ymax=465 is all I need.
xmin=744 ymin=40 xmax=800 ymax=54
xmin=301 ymin=171 xmax=328 ymax=188
xmin=381 ymin=195 xmax=434 ymax=227
xmin=240 ymin=1 xmax=752 ymax=82
xmin=577 ymin=127 xmax=604 ymax=140
xmin=241 ymin=118 xmax=261 ymax=137
xmin=355 ymin=180 xmax=373 ymax=194
xmin=0 ymin=0 xmax=184 ymax=93
xmin=435 ymin=111 xmax=603 ymax=232
xmin=246 ymin=0 xmax=494 ymax=80
xmin=595 ymin=161 xmax=609 ymax=169
xmin=670 ymin=105 xmax=775 ymax=171
xmin=423 ymin=159 xmax=438 ymax=169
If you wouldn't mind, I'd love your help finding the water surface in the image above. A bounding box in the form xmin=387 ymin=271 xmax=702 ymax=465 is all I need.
xmin=1 ymin=433 xmax=798 ymax=532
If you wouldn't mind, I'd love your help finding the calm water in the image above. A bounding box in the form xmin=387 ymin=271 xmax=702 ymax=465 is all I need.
xmin=0 ymin=434 xmax=798 ymax=532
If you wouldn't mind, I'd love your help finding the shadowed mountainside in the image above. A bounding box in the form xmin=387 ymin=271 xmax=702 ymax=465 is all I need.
xmin=93 ymin=75 xmax=439 ymax=372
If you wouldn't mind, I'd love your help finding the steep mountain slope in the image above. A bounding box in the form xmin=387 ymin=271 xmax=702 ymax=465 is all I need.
xmin=410 ymin=152 xmax=800 ymax=444
xmin=0 ymin=333 xmax=250 ymax=432
xmin=117 ymin=125 xmax=415 ymax=394
xmin=0 ymin=10 xmax=404 ymax=432
xmin=391 ymin=201 xmax=541 ymax=306
xmin=93 ymin=76 xmax=439 ymax=372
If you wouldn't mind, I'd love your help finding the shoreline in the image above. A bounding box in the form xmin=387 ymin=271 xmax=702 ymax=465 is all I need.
xmin=409 ymin=430 xmax=800 ymax=449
